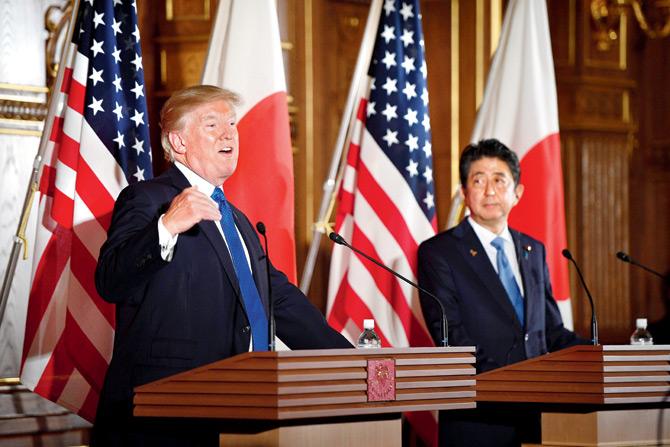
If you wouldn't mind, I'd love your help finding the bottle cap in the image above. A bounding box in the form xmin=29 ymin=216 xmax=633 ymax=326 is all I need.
xmin=363 ymin=319 xmax=374 ymax=330
xmin=636 ymin=318 xmax=647 ymax=329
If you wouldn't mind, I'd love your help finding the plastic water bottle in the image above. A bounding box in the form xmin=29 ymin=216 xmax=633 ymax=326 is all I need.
xmin=630 ymin=318 xmax=654 ymax=345
xmin=357 ymin=319 xmax=381 ymax=349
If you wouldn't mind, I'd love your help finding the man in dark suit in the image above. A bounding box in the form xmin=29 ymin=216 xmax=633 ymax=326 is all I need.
xmin=92 ymin=85 xmax=351 ymax=446
xmin=418 ymin=139 xmax=584 ymax=446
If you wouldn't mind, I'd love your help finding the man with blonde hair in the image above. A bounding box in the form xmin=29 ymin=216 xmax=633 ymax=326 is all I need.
xmin=92 ymin=85 xmax=351 ymax=446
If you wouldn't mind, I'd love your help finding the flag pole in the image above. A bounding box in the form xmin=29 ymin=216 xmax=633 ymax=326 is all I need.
xmin=0 ymin=0 xmax=80 ymax=330
xmin=299 ymin=0 xmax=383 ymax=294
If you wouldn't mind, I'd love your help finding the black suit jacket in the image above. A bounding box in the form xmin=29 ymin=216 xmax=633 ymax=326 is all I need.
xmin=418 ymin=219 xmax=582 ymax=373
xmin=94 ymin=165 xmax=350 ymax=418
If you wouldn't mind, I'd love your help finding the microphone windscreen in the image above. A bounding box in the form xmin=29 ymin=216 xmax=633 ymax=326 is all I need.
xmin=615 ymin=251 xmax=630 ymax=262
xmin=256 ymin=222 xmax=266 ymax=235
xmin=561 ymin=249 xmax=573 ymax=260
xmin=329 ymin=232 xmax=343 ymax=245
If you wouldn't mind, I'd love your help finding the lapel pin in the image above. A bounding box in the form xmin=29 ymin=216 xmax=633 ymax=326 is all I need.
xmin=523 ymin=245 xmax=532 ymax=259
xmin=470 ymin=249 xmax=478 ymax=257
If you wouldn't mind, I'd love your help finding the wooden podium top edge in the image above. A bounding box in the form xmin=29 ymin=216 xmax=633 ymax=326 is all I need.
xmin=603 ymin=345 xmax=670 ymax=351
xmin=272 ymin=346 xmax=477 ymax=357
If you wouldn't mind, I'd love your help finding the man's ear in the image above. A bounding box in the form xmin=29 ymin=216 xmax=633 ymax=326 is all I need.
xmin=168 ymin=131 xmax=187 ymax=155
xmin=513 ymin=183 xmax=525 ymax=204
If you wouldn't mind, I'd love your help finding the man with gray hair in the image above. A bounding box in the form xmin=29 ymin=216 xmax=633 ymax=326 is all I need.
xmin=92 ymin=85 xmax=351 ymax=446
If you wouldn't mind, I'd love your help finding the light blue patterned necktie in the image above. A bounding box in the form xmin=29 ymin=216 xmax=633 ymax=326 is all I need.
xmin=211 ymin=188 xmax=268 ymax=351
xmin=491 ymin=237 xmax=525 ymax=326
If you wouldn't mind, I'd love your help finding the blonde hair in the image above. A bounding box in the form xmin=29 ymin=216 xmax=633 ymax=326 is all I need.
xmin=159 ymin=85 xmax=242 ymax=161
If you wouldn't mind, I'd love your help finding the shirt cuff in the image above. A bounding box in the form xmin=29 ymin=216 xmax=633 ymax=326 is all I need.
xmin=158 ymin=214 xmax=178 ymax=261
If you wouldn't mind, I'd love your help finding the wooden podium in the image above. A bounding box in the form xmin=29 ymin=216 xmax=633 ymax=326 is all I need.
xmin=134 ymin=347 xmax=476 ymax=446
xmin=476 ymin=344 xmax=670 ymax=446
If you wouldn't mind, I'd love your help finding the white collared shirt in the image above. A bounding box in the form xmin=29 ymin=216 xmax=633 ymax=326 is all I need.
xmin=157 ymin=161 xmax=252 ymax=269
xmin=467 ymin=217 xmax=525 ymax=297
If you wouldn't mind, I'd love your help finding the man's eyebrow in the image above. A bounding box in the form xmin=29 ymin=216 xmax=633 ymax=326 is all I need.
xmin=200 ymin=112 xmax=236 ymax=121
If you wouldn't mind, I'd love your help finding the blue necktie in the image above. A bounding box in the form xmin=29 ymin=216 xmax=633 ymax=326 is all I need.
xmin=491 ymin=237 xmax=525 ymax=326
xmin=211 ymin=188 xmax=268 ymax=351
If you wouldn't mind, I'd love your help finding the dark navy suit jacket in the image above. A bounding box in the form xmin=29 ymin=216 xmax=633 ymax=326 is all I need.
xmin=418 ymin=218 xmax=581 ymax=373
xmin=93 ymin=165 xmax=350 ymax=444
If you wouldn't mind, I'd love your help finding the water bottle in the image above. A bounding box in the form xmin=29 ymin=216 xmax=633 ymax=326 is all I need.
xmin=630 ymin=318 xmax=654 ymax=345
xmin=357 ymin=319 xmax=381 ymax=349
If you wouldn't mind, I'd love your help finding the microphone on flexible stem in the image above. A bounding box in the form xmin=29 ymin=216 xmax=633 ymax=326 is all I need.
xmin=256 ymin=222 xmax=275 ymax=352
xmin=562 ymin=249 xmax=599 ymax=345
xmin=329 ymin=231 xmax=449 ymax=347
xmin=616 ymin=251 xmax=666 ymax=279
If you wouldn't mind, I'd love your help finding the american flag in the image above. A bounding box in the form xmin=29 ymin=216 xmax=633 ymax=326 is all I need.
xmin=326 ymin=0 xmax=437 ymax=442
xmin=20 ymin=0 xmax=151 ymax=422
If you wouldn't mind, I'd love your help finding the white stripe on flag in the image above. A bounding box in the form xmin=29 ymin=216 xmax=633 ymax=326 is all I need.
xmin=54 ymin=160 xmax=77 ymax=200
xmin=30 ymin=197 xmax=56 ymax=279
xmin=353 ymin=193 xmax=418 ymax=304
xmin=359 ymin=130 xmax=434 ymax=242
xmin=80 ymin=120 xmax=128 ymax=198
xmin=347 ymin=254 xmax=410 ymax=347
xmin=342 ymin=165 xmax=357 ymax=194
xmin=71 ymin=49 xmax=89 ymax=87
xmin=67 ymin=275 xmax=114 ymax=362
xmin=72 ymin=193 xmax=108 ymax=262
xmin=349 ymin=113 xmax=365 ymax=147
xmin=326 ymin=215 xmax=354 ymax=316
xmin=22 ymin=259 xmax=70 ymax=387
xmin=61 ymin=106 xmax=84 ymax=146
xmin=342 ymin=319 xmax=361 ymax=345
xmin=57 ymin=367 xmax=90 ymax=414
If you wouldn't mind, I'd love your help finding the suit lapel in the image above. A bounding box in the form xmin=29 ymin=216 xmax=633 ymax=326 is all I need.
xmin=165 ymin=165 xmax=242 ymax=297
xmin=512 ymin=229 xmax=537 ymax=327
xmin=455 ymin=220 xmax=520 ymax=326
xmin=200 ymin=220 xmax=242 ymax=297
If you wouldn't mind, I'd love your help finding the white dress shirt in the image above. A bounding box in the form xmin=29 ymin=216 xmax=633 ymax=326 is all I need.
xmin=157 ymin=161 xmax=252 ymax=269
xmin=467 ymin=217 xmax=525 ymax=297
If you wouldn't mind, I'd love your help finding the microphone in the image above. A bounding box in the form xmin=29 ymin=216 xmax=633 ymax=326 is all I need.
xmin=329 ymin=232 xmax=449 ymax=347
xmin=256 ymin=222 xmax=275 ymax=351
xmin=562 ymin=249 xmax=598 ymax=345
xmin=616 ymin=251 xmax=665 ymax=279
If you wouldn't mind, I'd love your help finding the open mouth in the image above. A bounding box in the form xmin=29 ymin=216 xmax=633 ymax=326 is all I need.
xmin=219 ymin=146 xmax=234 ymax=154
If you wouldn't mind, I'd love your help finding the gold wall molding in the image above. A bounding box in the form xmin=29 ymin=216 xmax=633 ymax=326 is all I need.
xmin=490 ymin=0 xmax=501 ymax=56
xmin=475 ymin=0 xmax=484 ymax=107
xmin=158 ymin=45 xmax=209 ymax=91
xmin=302 ymin=0 xmax=314 ymax=244
xmin=585 ymin=10 xmax=628 ymax=70
xmin=165 ymin=0 xmax=212 ymax=22
xmin=0 ymin=84 xmax=47 ymax=136
xmin=559 ymin=75 xmax=636 ymax=88
xmin=45 ymin=1 xmax=74 ymax=90
xmin=154 ymin=34 xmax=210 ymax=44
xmin=450 ymin=0 xmax=460 ymax=198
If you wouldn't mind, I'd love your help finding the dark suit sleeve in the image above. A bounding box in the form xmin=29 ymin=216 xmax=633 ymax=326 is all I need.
xmin=270 ymin=266 xmax=353 ymax=349
xmin=540 ymin=245 xmax=589 ymax=350
xmin=418 ymin=240 xmax=499 ymax=372
xmin=95 ymin=184 xmax=168 ymax=303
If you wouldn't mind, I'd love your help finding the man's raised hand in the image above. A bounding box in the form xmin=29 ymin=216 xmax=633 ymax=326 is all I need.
xmin=162 ymin=186 xmax=221 ymax=236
